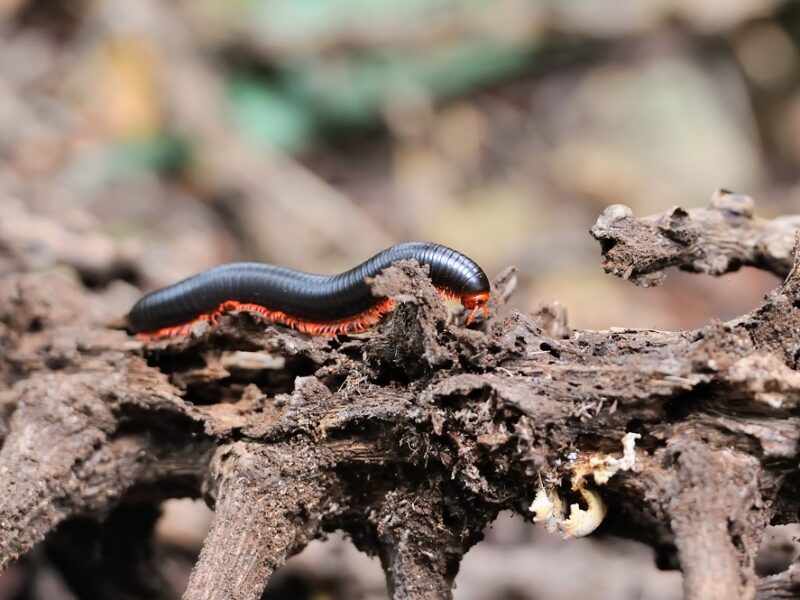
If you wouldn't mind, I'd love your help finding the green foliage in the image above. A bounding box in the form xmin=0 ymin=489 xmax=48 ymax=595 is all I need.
xmin=225 ymin=41 xmax=534 ymax=150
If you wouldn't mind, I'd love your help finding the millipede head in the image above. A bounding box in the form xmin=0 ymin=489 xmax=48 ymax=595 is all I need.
xmin=461 ymin=291 xmax=490 ymax=324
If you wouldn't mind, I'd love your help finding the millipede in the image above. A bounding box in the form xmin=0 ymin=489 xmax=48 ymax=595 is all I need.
xmin=127 ymin=242 xmax=491 ymax=340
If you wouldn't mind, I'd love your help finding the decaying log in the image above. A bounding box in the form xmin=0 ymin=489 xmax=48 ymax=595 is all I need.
xmin=1 ymin=195 xmax=799 ymax=599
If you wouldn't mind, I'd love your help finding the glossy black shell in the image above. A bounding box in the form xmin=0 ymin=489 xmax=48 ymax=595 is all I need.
xmin=128 ymin=242 xmax=490 ymax=333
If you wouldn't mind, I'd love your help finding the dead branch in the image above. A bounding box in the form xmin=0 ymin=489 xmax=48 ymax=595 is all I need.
xmin=184 ymin=442 xmax=335 ymax=600
xmin=667 ymin=442 xmax=766 ymax=599
xmin=373 ymin=478 xmax=487 ymax=600
xmin=0 ymin=197 xmax=799 ymax=599
xmin=590 ymin=189 xmax=800 ymax=286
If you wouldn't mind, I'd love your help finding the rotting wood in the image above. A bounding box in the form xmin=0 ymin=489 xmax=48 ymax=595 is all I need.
xmin=0 ymin=196 xmax=799 ymax=599
xmin=590 ymin=189 xmax=800 ymax=286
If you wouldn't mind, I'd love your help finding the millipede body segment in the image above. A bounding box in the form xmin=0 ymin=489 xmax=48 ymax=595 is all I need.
xmin=128 ymin=242 xmax=491 ymax=339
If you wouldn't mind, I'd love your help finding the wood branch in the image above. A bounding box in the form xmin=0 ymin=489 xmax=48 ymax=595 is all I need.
xmin=590 ymin=189 xmax=800 ymax=285
xmin=667 ymin=442 xmax=766 ymax=599
xmin=184 ymin=442 xmax=336 ymax=600
xmin=0 ymin=361 xmax=148 ymax=567
xmin=0 ymin=273 xmax=211 ymax=571
xmin=1 ymin=198 xmax=799 ymax=598
xmin=373 ymin=478 xmax=491 ymax=600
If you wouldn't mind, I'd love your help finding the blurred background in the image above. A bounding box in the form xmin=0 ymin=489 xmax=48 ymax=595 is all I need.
xmin=2 ymin=0 xmax=800 ymax=598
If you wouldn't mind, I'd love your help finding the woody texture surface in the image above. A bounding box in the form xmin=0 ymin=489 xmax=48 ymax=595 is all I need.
xmin=1 ymin=192 xmax=800 ymax=599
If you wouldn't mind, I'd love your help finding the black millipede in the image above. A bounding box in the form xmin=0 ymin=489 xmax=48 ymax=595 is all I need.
xmin=127 ymin=242 xmax=491 ymax=340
